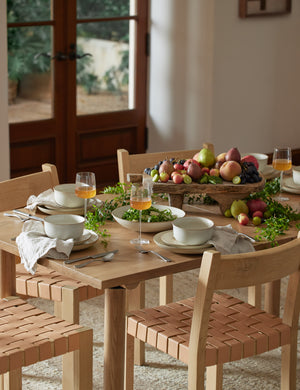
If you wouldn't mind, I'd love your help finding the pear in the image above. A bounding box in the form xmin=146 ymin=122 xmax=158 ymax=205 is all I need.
xmin=230 ymin=200 xmax=249 ymax=219
xmin=225 ymin=147 xmax=241 ymax=162
xmin=158 ymin=160 xmax=174 ymax=176
xmin=197 ymin=148 xmax=215 ymax=167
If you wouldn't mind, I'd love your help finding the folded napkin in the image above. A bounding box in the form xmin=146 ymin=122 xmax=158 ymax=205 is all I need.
xmin=16 ymin=220 xmax=74 ymax=274
xmin=208 ymin=224 xmax=255 ymax=254
xmin=26 ymin=189 xmax=102 ymax=212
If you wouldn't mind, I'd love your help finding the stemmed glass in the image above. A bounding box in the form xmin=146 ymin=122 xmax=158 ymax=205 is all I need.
xmin=272 ymin=147 xmax=292 ymax=201
xmin=75 ymin=172 xmax=96 ymax=218
xmin=130 ymin=181 xmax=152 ymax=245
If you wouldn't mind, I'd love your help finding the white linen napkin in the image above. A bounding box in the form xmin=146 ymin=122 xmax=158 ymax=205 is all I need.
xmin=208 ymin=224 xmax=255 ymax=254
xmin=26 ymin=189 xmax=102 ymax=212
xmin=16 ymin=220 xmax=74 ymax=274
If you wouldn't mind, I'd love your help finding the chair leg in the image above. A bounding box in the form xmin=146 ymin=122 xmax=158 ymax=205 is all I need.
xmin=0 ymin=369 xmax=22 ymax=389
xmin=63 ymin=327 xmax=93 ymax=390
xmin=54 ymin=286 xmax=80 ymax=324
xmin=281 ymin=339 xmax=297 ymax=390
xmin=206 ymin=364 xmax=223 ymax=390
xmin=125 ymin=333 xmax=135 ymax=390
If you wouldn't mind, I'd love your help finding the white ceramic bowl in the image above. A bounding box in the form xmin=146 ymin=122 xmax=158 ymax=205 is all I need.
xmin=112 ymin=205 xmax=185 ymax=233
xmin=54 ymin=184 xmax=84 ymax=208
xmin=292 ymin=166 xmax=300 ymax=186
xmin=242 ymin=153 xmax=268 ymax=171
xmin=172 ymin=216 xmax=214 ymax=245
xmin=44 ymin=214 xmax=85 ymax=240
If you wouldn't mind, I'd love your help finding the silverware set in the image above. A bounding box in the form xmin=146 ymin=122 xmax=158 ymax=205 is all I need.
xmin=64 ymin=250 xmax=119 ymax=268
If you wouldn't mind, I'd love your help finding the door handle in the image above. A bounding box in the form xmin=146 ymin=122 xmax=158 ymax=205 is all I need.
xmin=35 ymin=52 xmax=68 ymax=61
xmin=68 ymin=43 xmax=92 ymax=61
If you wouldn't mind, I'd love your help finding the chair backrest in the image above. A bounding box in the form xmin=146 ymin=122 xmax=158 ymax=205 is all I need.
xmin=117 ymin=143 xmax=215 ymax=183
xmin=189 ymin=232 xmax=300 ymax=368
xmin=0 ymin=163 xmax=59 ymax=211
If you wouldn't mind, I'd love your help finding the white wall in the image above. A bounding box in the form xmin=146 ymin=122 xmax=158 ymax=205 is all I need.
xmin=148 ymin=0 xmax=300 ymax=156
xmin=0 ymin=2 xmax=10 ymax=180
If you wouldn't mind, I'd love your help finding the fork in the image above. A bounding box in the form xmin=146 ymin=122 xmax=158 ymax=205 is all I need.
xmin=75 ymin=253 xmax=114 ymax=268
xmin=136 ymin=247 xmax=172 ymax=263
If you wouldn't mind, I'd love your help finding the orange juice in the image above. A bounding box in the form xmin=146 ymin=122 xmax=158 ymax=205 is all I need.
xmin=130 ymin=198 xmax=152 ymax=210
xmin=75 ymin=186 xmax=96 ymax=199
xmin=272 ymin=159 xmax=292 ymax=171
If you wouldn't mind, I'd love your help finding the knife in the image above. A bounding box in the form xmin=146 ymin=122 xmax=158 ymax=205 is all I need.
xmin=64 ymin=249 xmax=119 ymax=264
xmin=13 ymin=209 xmax=44 ymax=222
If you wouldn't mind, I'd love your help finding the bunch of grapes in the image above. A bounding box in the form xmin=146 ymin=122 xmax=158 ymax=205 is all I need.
xmin=239 ymin=162 xmax=262 ymax=184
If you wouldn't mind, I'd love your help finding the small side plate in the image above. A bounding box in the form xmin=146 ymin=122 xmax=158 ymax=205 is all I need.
xmin=72 ymin=231 xmax=99 ymax=252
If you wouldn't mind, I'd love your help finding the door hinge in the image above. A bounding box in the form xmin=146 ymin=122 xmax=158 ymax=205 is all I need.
xmin=146 ymin=33 xmax=150 ymax=57
xmin=144 ymin=127 xmax=148 ymax=150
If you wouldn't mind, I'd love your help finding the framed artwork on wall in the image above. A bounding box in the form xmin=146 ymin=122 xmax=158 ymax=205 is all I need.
xmin=239 ymin=0 xmax=292 ymax=18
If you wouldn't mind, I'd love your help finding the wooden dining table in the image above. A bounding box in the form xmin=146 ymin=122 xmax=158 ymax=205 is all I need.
xmin=0 ymin=192 xmax=299 ymax=389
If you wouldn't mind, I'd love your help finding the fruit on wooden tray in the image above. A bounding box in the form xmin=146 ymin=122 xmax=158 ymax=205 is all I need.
xmin=225 ymin=147 xmax=241 ymax=162
xmin=197 ymin=148 xmax=215 ymax=167
xmin=241 ymin=155 xmax=259 ymax=169
xmin=220 ymin=161 xmax=242 ymax=181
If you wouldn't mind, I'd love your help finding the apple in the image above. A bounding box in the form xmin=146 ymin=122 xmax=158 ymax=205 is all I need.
xmin=173 ymin=174 xmax=183 ymax=184
xmin=219 ymin=161 xmax=242 ymax=181
xmin=209 ymin=168 xmax=220 ymax=177
xmin=159 ymin=172 xmax=169 ymax=182
xmin=241 ymin=155 xmax=259 ymax=170
xmin=238 ymin=213 xmax=249 ymax=225
xmin=201 ymin=167 xmax=210 ymax=175
xmin=252 ymin=210 xmax=263 ymax=219
xmin=183 ymin=159 xmax=201 ymax=169
xmin=173 ymin=163 xmax=184 ymax=170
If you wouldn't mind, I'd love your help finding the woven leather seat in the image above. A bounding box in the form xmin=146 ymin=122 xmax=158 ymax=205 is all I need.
xmin=0 ymin=296 xmax=92 ymax=388
xmin=0 ymin=163 xmax=103 ymax=324
xmin=126 ymin=233 xmax=300 ymax=389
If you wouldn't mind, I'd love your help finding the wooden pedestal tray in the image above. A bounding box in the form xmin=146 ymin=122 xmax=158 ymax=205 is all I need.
xmin=129 ymin=174 xmax=266 ymax=214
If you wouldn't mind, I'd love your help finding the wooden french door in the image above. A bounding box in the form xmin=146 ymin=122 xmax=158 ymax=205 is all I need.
xmin=7 ymin=0 xmax=148 ymax=188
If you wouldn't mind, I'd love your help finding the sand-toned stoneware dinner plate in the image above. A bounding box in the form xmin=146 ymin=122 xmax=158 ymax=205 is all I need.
xmin=154 ymin=230 xmax=213 ymax=254
xmin=283 ymin=177 xmax=300 ymax=191
xmin=38 ymin=204 xmax=84 ymax=215
xmin=72 ymin=230 xmax=98 ymax=251
xmin=261 ymin=165 xmax=280 ymax=180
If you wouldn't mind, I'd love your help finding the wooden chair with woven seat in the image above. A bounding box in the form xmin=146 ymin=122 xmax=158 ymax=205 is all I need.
xmin=0 ymin=296 xmax=92 ymax=389
xmin=0 ymin=163 xmax=103 ymax=324
xmin=125 ymin=232 xmax=300 ymax=389
xmin=117 ymin=145 xmax=214 ymax=365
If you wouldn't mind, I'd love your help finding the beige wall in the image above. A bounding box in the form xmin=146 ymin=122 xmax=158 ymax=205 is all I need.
xmin=148 ymin=0 xmax=300 ymax=156
xmin=0 ymin=2 xmax=10 ymax=180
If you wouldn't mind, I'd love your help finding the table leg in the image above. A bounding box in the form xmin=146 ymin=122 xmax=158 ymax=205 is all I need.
xmin=0 ymin=250 xmax=16 ymax=298
xmin=264 ymin=280 xmax=281 ymax=316
xmin=104 ymin=286 xmax=126 ymax=390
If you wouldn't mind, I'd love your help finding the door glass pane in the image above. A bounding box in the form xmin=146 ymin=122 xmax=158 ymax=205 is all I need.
xmin=7 ymin=25 xmax=53 ymax=123
xmin=77 ymin=0 xmax=135 ymax=19
xmin=7 ymin=0 xmax=51 ymax=22
xmin=76 ymin=20 xmax=136 ymax=115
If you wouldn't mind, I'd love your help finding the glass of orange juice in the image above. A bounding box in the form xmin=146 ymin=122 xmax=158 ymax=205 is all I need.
xmin=130 ymin=181 xmax=152 ymax=245
xmin=272 ymin=147 xmax=292 ymax=201
xmin=75 ymin=172 xmax=96 ymax=218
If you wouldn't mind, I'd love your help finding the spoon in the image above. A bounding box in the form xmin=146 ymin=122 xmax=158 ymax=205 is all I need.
xmin=75 ymin=252 xmax=114 ymax=268
xmin=136 ymin=247 xmax=172 ymax=263
xmin=4 ymin=213 xmax=30 ymax=222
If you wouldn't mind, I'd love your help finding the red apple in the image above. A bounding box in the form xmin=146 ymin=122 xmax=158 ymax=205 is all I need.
xmin=252 ymin=210 xmax=263 ymax=219
xmin=238 ymin=213 xmax=249 ymax=225
xmin=201 ymin=167 xmax=210 ymax=175
xmin=173 ymin=163 xmax=184 ymax=170
xmin=183 ymin=159 xmax=200 ymax=169
xmin=172 ymin=174 xmax=183 ymax=184
xmin=219 ymin=161 xmax=242 ymax=181
xmin=241 ymin=155 xmax=259 ymax=170
xmin=209 ymin=168 xmax=220 ymax=177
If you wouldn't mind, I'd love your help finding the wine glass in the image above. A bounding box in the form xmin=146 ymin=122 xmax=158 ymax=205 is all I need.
xmin=130 ymin=181 xmax=152 ymax=245
xmin=272 ymin=147 xmax=292 ymax=201
xmin=75 ymin=172 xmax=96 ymax=218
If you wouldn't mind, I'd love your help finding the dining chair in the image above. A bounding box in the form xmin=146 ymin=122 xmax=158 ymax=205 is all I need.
xmin=125 ymin=232 xmax=300 ymax=389
xmin=0 ymin=295 xmax=92 ymax=389
xmin=117 ymin=144 xmax=214 ymax=365
xmin=0 ymin=163 xmax=103 ymax=324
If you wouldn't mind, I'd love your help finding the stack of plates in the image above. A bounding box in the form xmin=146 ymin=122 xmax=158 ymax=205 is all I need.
xmin=72 ymin=229 xmax=99 ymax=251
xmin=153 ymin=230 xmax=213 ymax=254
xmin=282 ymin=177 xmax=300 ymax=194
xmin=260 ymin=165 xmax=280 ymax=180
xmin=38 ymin=204 xmax=84 ymax=215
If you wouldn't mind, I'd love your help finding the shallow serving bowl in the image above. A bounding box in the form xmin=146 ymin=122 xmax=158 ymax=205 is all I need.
xmin=44 ymin=214 xmax=85 ymax=240
xmin=54 ymin=184 xmax=84 ymax=208
xmin=172 ymin=216 xmax=214 ymax=245
xmin=112 ymin=205 xmax=185 ymax=233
